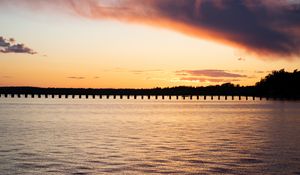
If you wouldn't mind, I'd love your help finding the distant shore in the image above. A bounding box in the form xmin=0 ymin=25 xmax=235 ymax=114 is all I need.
xmin=0 ymin=69 xmax=299 ymax=99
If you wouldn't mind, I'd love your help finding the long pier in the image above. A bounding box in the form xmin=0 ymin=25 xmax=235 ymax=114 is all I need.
xmin=0 ymin=87 xmax=297 ymax=101
xmin=0 ymin=94 xmax=277 ymax=101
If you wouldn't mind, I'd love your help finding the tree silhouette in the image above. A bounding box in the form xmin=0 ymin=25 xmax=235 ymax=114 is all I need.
xmin=256 ymin=69 xmax=300 ymax=98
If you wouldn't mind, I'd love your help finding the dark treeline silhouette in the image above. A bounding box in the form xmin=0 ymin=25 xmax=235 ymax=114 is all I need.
xmin=0 ymin=69 xmax=299 ymax=99
xmin=255 ymin=69 xmax=300 ymax=98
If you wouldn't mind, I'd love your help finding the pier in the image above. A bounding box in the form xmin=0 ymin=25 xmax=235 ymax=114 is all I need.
xmin=0 ymin=93 xmax=274 ymax=101
xmin=0 ymin=87 xmax=298 ymax=101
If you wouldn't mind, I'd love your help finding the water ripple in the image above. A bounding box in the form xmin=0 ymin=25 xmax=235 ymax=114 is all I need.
xmin=0 ymin=99 xmax=299 ymax=174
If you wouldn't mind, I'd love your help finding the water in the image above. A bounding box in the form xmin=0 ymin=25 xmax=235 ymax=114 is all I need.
xmin=0 ymin=97 xmax=300 ymax=174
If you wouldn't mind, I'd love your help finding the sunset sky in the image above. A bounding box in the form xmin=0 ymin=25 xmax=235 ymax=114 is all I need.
xmin=0 ymin=0 xmax=300 ymax=88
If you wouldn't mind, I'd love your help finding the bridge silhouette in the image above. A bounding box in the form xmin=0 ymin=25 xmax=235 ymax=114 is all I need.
xmin=0 ymin=93 xmax=272 ymax=101
xmin=0 ymin=86 xmax=294 ymax=101
xmin=0 ymin=93 xmax=266 ymax=101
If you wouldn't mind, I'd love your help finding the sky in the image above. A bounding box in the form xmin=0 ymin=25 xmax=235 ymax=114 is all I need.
xmin=0 ymin=0 xmax=300 ymax=88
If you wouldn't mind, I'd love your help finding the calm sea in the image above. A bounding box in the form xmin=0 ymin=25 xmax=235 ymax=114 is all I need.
xmin=0 ymin=97 xmax=300 ymax=175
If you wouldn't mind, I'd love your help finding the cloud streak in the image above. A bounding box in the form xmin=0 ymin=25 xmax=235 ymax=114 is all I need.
xmin=181 ymin=77 xmax=240 ymax=83
xmin=177 ymin=69 xmax=247 ymax=78
xmin=0 ymin=36 xmax=37 ymax=55
xmin=176 ymin=69 xmax=246 ymax=83
xmin=2 ymin=0 xmax=300 ymax=59
xmin=67 ymin=76 xmax=85 ymax=80
xmin=129 ymin=69 xmax=162 ymax=75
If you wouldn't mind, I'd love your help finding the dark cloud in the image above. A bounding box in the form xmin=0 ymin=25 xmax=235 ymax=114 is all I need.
xmin=67 ymin=76 xmax=85 ymax=79
xmin=0 ymin=36 xmax=10 ymax=47
xmin=2 ymin=0 xmax=300 ymax=59
xmin=1 ymin=44 xmax=37 ymax=54
xmin=177 ymin=69 xmax=247 ymax=78
xmin=9 ymin=38 xmax=15 ymax=43
xmin=0 ymin=36 xmax=37 ymax=55
xmin=143 ymin=0 xmax=300 ymax=58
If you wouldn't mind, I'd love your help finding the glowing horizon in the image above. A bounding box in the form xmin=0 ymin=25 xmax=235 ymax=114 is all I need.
xmin=0 ymin=0 xmax=299 ymax=88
